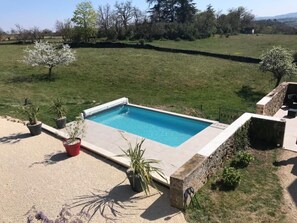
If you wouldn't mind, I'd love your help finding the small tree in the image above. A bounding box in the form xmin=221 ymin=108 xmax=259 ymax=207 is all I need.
xmin=23 ymin=41 xmax=76 ymax=79
xmin=260 ymin=46 xmax=297 ymax=87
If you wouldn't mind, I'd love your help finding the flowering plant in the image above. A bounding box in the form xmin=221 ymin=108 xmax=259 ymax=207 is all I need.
xmin=23 ymin=41 xmax=76 ymax=78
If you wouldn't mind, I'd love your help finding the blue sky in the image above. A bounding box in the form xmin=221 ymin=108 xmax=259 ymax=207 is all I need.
xmin=1 ymin=0 xmax=297 ymax=31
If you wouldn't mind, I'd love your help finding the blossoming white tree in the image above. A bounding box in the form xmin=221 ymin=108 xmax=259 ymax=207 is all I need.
xmin=23 ymin=41 xmax=76 ymax=79
xmin=260 ymin=46 xmax=297 ymax=87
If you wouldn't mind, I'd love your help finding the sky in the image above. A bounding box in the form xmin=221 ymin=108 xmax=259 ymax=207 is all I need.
xmin=0 ymin=0 xmax=297 ymax=31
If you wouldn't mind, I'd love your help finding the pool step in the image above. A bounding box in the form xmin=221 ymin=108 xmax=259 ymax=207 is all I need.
xmin=211 ymin=123 xmax=229 ymax=130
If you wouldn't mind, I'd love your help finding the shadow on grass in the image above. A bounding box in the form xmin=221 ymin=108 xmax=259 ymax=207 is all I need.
xmin=0 ymin=132 xmax=31 ymax=144
xmin=70 ymin=178 xmax=141 ymax=221
xmin=7 ymin=74 xmax=56 ymax=84
xmin=274 ymin=156 xmax=297 ymax=177
xmin=236 ymin=85 xmax=266 ymax=103
xmin=210 ymin=179 xmax=238 ymax=192
xmin=29 ymin=151 xmax=69 ymax=167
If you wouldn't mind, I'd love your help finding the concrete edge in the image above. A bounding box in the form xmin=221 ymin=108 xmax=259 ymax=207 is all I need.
xmin=198 ymin=112 xmax=285 ymax=157
xmin=41 ymin=124 xmax=170 ymax=187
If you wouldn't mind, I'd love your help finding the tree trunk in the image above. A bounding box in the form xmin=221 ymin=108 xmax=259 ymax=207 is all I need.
xmin=48 ymin=66 xmax=53 ymax=79
xmin=275 ymin=77 xmax=282 ymax=88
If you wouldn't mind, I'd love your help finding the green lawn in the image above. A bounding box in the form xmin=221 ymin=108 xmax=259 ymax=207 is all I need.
xmin=186 ymin=148 xmax=285 ymax=223
xmin=149 ymin=34 xmax=297 ymax=58
xmin=0 ymin=42 xmax=294 ymax=126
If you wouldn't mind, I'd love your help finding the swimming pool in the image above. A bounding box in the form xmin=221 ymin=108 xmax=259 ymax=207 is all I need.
xmin=86 ymin=104 xmax=211 ymax=147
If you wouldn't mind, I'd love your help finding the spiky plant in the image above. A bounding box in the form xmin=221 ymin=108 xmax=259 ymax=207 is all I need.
xmin=50 ymin=98 xmax=67 ymax=119
xmin=19 ymin=102 xmax=40 ymax=125
xmin=120 ymin=136 xmax=167 ymax=195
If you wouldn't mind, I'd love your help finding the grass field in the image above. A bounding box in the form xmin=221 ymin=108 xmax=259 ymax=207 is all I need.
xmin=186 ymin=148 xmax=285 ymax=223
xmin=1 ymin=35 xmax=297 ymax=126
xmin=150 ymin=34 xmax=297 ymax=58
xmin=0 ymin=44 xmax=278 ymax=126
xmin=0 ymin=35 xmax=293 ymax=223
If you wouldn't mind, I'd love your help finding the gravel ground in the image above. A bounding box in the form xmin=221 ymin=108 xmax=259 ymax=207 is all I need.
xmin=0 ymin=117 xmax=185 ymax=223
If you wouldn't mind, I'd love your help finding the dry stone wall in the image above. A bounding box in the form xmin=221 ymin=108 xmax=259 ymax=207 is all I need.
xmin=256 ymin=83 xmax=289 ymax=116
xmin=170 ymin=114 xmax=285 ymax=209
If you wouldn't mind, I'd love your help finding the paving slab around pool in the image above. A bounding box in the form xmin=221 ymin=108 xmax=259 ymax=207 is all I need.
xmin=83 ymin=119 xmax=227 ymax=181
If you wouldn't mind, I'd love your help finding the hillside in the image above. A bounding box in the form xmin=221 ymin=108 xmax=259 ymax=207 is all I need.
xmin=257 ymin=12 xmax=297 ymax=27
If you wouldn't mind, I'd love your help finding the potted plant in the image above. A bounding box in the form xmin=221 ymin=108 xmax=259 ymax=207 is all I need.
xmin=63 ymin=116 xmax=85 ymax=157
xmin=50 ymin=98 xmax=67 ymax=129
xmin=119 ymin=136 xmax=167 ymax=194
xmin=19 ymin=101 xmax=42 ymax=136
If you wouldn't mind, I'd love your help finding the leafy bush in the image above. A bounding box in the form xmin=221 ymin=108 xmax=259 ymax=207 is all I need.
xmin=65 ymin=115 xmax=85 ymax=144
xmin=139 ymin=39 xmax=145 ymax=46
xmin=231 ymin=151 xmax=254 ymax=168
xmin=222 ymin=167 xmax=241 ymax=190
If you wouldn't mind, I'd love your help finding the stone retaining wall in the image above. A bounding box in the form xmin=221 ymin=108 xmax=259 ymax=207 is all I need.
xmin=170 ymin=113 xmax=285 ymax=209
xmin=256 ymin=83 xmax=288 ymax=116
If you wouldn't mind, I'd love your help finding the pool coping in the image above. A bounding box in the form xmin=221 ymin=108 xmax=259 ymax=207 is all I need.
xmin=43 ymin=98 xmax=224 ymax=187
xmin=83 ymin=97 xmax=217 ymax=125
xmin=41 ymin=124 xmax=171 ymax=186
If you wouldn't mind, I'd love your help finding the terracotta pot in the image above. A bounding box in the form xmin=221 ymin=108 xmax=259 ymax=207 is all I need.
xmin=126 ymin=168 xmax=143 ymax=193
xmin=27 ymin=122 xmax=42 ymax=136
xmin=63 ymin=138 xmax=81 ymax=157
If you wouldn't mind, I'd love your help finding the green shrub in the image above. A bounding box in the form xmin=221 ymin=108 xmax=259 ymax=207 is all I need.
xmin=231 ymin=151 xmax=254 ymax=168
xmin=222 ymin=167 xmax=241 ymax=190
xmin=139 ymin=39 xmax=145 ymax=46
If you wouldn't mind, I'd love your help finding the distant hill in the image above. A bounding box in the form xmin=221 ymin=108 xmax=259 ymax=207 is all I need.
xmin=256 ymin=12 xmax=297 ymax=27
xmin=256 ymin=12 xmax=297 ymax=20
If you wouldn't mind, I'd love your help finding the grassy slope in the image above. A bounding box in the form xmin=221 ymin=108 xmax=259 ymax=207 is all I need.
xmin=186 ymin=148 xmax=286 ymax=223
xmin=0 ymin=44 xmax=279 ymax=126
xmin=150 ymin=34 xmax=297 ymax=58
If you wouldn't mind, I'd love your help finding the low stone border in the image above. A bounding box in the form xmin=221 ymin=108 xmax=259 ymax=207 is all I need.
xmin=256 ymin=82 xmax=297 ymax=116
xmin=170 ymin=113 xmax=286 ymax=209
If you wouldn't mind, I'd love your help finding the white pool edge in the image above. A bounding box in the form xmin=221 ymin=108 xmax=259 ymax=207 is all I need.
xmin=41 ymin=123 xmax=170 ymax=187
xmin=83 ymin=97 xmax=217 ymax=125
xmin=83 ymin=97 xmax=129 ymax=117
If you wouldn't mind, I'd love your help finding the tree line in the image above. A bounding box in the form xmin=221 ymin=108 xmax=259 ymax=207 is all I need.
xmin=56 ymin=1 xmax=256 ymax=42
xmin=1 ymin=0 xmax=297 ymax=43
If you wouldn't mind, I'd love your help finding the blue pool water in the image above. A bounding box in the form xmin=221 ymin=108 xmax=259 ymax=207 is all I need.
xmin=87 ymin=105 xmax=211 ymax=147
